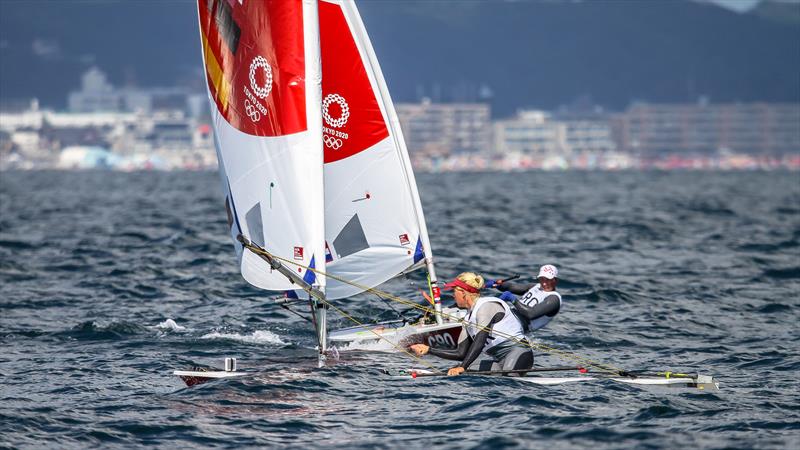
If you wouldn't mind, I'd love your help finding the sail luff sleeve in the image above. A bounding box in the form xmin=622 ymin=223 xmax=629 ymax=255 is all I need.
xmin=303 ymin=0 xmax=326 ymax=292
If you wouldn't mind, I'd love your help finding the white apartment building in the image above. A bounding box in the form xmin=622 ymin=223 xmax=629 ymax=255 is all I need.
xmin=68 ymin=67 xmax=207 ymax=117
xmin=396 ymin=100 xmax=491 ymax=155
xmin=619 ymin=102 xmax=800 ymax=155
xmin=493 ymin=110 xmax=614 ymax=156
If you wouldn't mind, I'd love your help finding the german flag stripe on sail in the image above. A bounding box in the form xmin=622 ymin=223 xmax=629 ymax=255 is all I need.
xmin=201 ymin=31 xmax=231 ymax=113
xmin=197 ymin=0 xmax=307 ymax=137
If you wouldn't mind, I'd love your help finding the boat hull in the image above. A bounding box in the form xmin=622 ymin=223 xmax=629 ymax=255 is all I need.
xmin=173 ymin=370 xmax=247 ymax=387
xmin=387 ymin=368 xmax=719 ymax=390
xmin=329 ymin=320 xmax=463 ymax=349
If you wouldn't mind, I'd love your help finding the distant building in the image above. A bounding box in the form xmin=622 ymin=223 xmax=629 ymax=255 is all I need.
xmin=67 ymin=67 xmax=206 ymax=117
xmin=492 ymin=110 xmax=562 ymax=157
xmin=68 ymin=68 xmax=122 ymax=112
xmin=563 ymin=121 xmax=615 ymax=153
xmin=618 ymin=102 xmax=800 ymax=156
xmin=396 ymin=100 xmax=491 ymax=155
xmin=493 ymin=109 xmax=614 ymax=157
xmin=146 ymin=112 xmax=194 ymax=150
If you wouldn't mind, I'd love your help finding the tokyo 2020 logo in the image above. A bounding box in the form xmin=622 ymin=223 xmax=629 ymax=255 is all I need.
xmin=249 ymin=56 xmax=273 ymax=99
xmin=245 ymin=99 xmax=261 ymax=122
xmin=323 ymin=135 xmax=342 ymax=149
xmin=322 ymin=94 xmax=349 ymax=128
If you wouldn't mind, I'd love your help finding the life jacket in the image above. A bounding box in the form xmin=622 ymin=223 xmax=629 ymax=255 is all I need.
xmin=465 ymin=297 xmax=525 ymax=351
xmin=514 ymin=284 xmax=562 ymax=331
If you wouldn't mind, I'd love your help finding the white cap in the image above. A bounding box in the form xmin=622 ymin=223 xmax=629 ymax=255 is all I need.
xmin=537 ymin=264 xmax=558 ymax=279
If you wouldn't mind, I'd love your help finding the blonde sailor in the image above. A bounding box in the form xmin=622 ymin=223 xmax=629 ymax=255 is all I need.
xmin=409 ymin=272 xmax=533 ymax=376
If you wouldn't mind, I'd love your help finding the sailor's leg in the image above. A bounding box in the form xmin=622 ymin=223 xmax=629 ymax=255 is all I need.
xmin=500 ymin=347 xmax=534 ymax=376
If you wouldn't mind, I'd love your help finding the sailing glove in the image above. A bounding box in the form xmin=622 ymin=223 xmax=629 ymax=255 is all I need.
xmin=499 ymin=291 xmax=517 ymax=302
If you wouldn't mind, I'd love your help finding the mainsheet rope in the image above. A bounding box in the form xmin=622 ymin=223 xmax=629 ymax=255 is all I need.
xmin=242 ymin=241 xmax=628 ymax=376
xmin=317 ymin=294 xmax=445 ymax=374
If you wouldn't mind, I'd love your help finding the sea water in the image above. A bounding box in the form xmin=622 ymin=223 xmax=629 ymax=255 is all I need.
xmin=1 ymin=170 xmax=798 ymax=449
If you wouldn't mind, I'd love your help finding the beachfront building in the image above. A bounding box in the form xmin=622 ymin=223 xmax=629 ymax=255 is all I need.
xmin=564 ymin=120 xmax=616 ymax=154
xmin=396 ymin=100 xmax=491 ymax=155
xmin=67 ymin=67 xmax=122 ymax=112
xmin=0 ymin=101 xmax=215 ymax=170
xmin=491 ymin=109 xmax=616 ymax=168
xmin=68 ymin=67 xmax=207 ymax=118
xmin=618 ymin=102 xmax=800 ymax=156
xmin=492 ymin=110 xmax=562 ymax=156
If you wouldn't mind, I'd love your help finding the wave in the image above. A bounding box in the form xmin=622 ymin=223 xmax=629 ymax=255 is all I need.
xmin=200 ymin=330 xmax=286 ymax=345
xmin=335 ymin=339 xmax=398 ymax=353
xmin=61 ymin=320 xmax=147 ymax=340
xmin=152 ymin=318 xmax=187 ymax=332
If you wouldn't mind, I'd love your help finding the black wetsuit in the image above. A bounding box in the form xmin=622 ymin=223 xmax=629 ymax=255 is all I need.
xmin=428 ymin=299 xmax=533 ymax=374
xmin=498 ymin=282 xmax=561 ymax=332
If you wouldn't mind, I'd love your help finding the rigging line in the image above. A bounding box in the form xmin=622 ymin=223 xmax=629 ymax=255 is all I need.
xmin=244 ymin=242 xmax=623 ymax=374
xmin=364 ymin=292 xmax=625 ymax=373
xmin=314 ymin=295 xmax=444 ymax=374
xmin=373 ymin=293 xmax=410 ymax=323
xmin=278 ymin=302 xmax=313 ymax=324
xmin=240 ymin=242 xmax=626 ymax=375
xmin=237 ymin=242 xmax=440 ymax=373
xmin=381 ymin=291 xmax=623 ymax=373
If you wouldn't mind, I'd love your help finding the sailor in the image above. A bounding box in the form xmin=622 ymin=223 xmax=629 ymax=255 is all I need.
xmin=486 ymin=264 xmax=562 ymax=333
xmin=409 ymin=272 xmax=533 ymax=376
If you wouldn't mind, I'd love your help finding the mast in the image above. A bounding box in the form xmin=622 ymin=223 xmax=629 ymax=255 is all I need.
xmin=196 ymin=0 xmax=328 ymax=356
xmin=303 ymin=0 xmax=328 ymax=359
xmin=237 ymin=235 xmax=328 ymax=358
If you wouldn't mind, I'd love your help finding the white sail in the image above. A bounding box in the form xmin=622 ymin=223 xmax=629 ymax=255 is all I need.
xmin=316 ymin=0 xmax=437 ymax=299
xmin=197 ymin=0 xmax=326 ymax=292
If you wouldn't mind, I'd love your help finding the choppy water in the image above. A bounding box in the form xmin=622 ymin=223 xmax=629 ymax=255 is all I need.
xmin=1 ymin=170 xmax=798 ymax=449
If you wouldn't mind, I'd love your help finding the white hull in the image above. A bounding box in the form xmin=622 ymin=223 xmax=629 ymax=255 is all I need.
xmin=173 ymin=365 xmax=718 ymax=391
xmin=328 ymin=306 xmax=465 ymax=348
xmin=173 ymin=370 xmax=248 ymax=387
xmin=329 ymin=320 xmax=462 ymax=347
xmin=390 ymin=369 xmax=719 ymax=390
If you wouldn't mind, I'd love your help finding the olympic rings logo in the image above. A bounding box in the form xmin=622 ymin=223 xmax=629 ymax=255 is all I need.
xmin=324 ymin=135 xmax=343 ymax=149
xmin=249 ymin=56 xmax=273 ymax=99
xmin=245 ymin=99 xmax=261 ymax=122
xmin=322 ymin=93 xmax=350 ymax=128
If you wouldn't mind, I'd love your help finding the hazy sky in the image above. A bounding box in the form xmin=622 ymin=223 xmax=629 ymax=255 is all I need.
xmin=709 ymin=0 xmax=799 ymax=12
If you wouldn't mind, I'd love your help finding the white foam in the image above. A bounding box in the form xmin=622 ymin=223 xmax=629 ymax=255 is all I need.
xmin=201 ymin=330 xmax=286 ymax=345
xmin=153 ymin=319 xmax=187 ymax=332
xmin=336 ymin=339 xmax=398 ymax=353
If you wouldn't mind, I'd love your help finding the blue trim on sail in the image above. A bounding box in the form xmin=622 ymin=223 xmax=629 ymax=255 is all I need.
xmin=303 ymin=255 xmax=316 ymax=285
xmin=226 ymin=177 xmax=243 ymax=235
xmin=413 ymin=237 xmax=424 ymax=264
xmin=284 ymin=290 xmax=299 ymax=299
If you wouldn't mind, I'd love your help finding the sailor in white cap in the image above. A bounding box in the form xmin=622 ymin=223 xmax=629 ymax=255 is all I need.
xmin=486 ymin=264 xmax=562 ymax=332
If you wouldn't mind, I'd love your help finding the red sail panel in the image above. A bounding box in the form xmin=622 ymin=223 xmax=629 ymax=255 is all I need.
xmin=319 ymin=1 xmax=389 ymax=164
xmin=198 ymin=0 xmax=307 ymax=137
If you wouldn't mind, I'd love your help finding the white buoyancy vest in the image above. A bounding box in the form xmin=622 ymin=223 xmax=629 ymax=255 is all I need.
xmin=516 ymin=284 xmax=562 ymax=331
xmin=465 ymin=297 xmax=525 ymax=351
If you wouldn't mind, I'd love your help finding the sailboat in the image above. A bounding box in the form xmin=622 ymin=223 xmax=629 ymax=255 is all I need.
xmin=193 ymin=0 xmax=463 ymax=362
xmin=177 ymin=0 xmax=719 ymax=390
